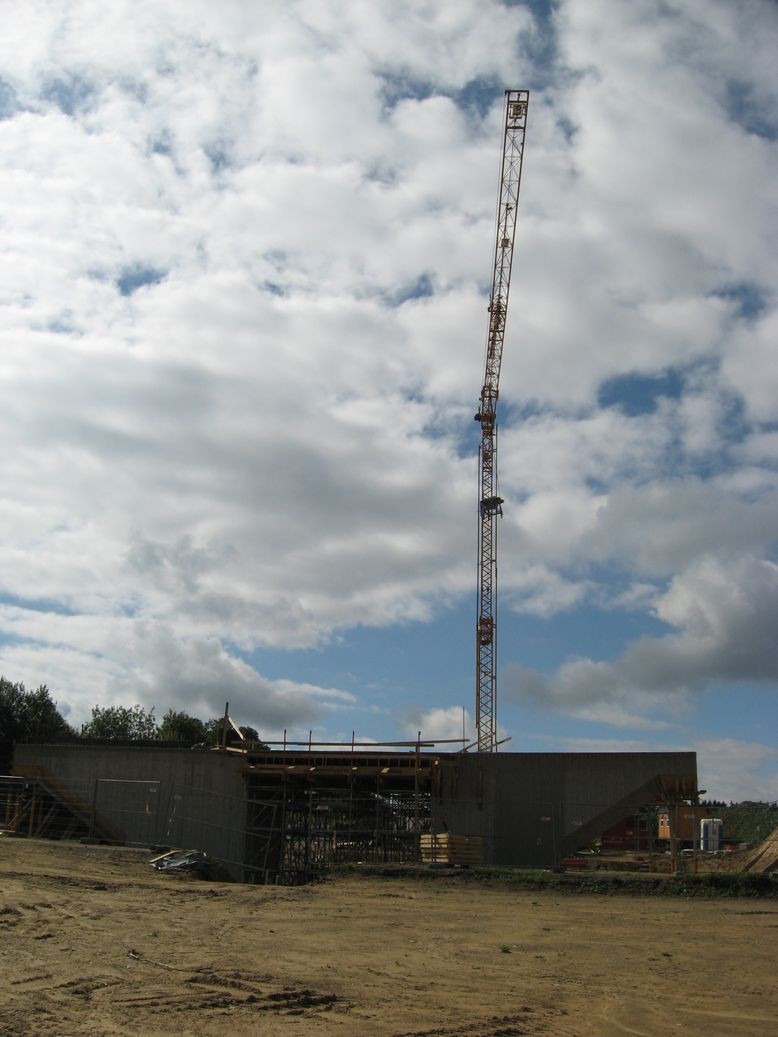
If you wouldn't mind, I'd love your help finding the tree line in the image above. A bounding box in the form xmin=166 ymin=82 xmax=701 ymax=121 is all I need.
xmin=0 ymin=676 xmax=266 ymax=770
xmin=701 ymin=799 xmax=778 ymax=843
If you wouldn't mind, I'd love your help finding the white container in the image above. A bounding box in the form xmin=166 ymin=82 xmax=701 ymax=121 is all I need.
xmin=701 ymin=817 xmax=723 ymax=852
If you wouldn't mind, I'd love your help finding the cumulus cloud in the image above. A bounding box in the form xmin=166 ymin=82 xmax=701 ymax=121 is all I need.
xmin=401 ymin=705 xmax=472 ymax=746
xmin=503 ymin=564 xmax=593 ymax=618
xmin=504 ymin=555 xmax=778 ymax=720
xmin=0 ymin=0 xmax=776 ymax=794
xmin=721 ymin=308 xmax=778 ymax=424
xmin=0 ymin=603 xmax=354 ymax=736
xmin=691 ymin=737 xmax=778 ymax=804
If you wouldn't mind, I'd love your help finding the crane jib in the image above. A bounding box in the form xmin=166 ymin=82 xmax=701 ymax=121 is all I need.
xmin=475 ymin=89 xmax=528 ymax=753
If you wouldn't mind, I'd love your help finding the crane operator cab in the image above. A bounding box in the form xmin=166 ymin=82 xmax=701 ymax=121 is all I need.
xmin=480 ymin=495 xmax=504 ymax=518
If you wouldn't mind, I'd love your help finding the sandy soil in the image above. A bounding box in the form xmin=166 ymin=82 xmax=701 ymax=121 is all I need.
xmin=1 ymin=839 xmax=776 ymax=1037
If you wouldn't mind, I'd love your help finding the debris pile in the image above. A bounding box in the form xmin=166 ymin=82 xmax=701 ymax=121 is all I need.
xmin=150 ymin=849 xmax=232 ymax=881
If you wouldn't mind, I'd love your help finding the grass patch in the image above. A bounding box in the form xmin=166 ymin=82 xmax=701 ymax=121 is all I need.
xmin=664 ymin=872 xmax=775 ymax=897
xmin=327 ymin=863 xmax=776 ymax=897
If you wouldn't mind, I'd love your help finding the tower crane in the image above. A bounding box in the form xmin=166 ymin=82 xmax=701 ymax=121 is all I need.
xmin=475 ymin=90 xmax=529 ymax=752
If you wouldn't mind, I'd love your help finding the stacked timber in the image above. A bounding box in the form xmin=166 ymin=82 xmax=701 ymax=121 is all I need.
xmin=420 ymin=833 xmax=483 ymax=866
xmin=741 ymin=825 xmax=778 ymax=874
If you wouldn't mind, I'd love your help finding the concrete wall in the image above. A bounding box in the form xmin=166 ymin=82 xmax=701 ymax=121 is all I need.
xmin=13 ymin=744 xmax=248 ymax=877
xmin=15 ymin=744 xmax=698 ymax=876
xmin=433 ymin=752 xmax=698 ymax=866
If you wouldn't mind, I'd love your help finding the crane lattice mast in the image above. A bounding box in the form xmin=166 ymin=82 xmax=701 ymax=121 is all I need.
xmin=475 ymin=90 xmax=529 ymax=752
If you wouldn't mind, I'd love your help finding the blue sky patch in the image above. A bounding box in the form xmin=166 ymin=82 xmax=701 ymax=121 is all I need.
xmin=713 ymin=282 xmax=767 ymax=322
xmin=379 ymin=73 xmax=433 ymax=111
xmin=505 ymin=0 xmax=556 ymax=16
xmin=149 ymin=131 xmax=174 ymax=157
xmin=454 ymin=79 xmax=503 ymax=120
xmin=598 ymin=369 xmax=684 ymax=416
xmin=389 ymin=274 xmax=435 ymax=307
xmin=509 ymin=0 xmax=559 ymax=89
xmin=116 ymin=267 xmax=166 ymax=296
xmin=46 ymin=315 xmax=79 ymax=335
xmin=0 ymin=78 xmax=20 ymax=119
xmin=42 ymin=75 xmax=95 ymax=116
xmin=0 ymin=591 xmax=77 ymax=619
xmin=204 ymin=143 xmax=231 ymax=174
xmin=263 ymin=280 xmax=286 ymax=297
xmin=725 ymin=79 xmax=777 ymax=141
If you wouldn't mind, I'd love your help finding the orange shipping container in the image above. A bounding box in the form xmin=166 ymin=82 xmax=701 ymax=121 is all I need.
xmin=658 ymin=805 xmax=708 ymax=842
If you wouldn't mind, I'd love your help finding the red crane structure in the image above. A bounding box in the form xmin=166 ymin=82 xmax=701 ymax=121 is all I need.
xmin=475 ymin=90 xmax=529 ymax=752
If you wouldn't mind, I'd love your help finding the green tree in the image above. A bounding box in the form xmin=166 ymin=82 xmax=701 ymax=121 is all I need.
xmin=0 ymin=677 xmax=73 ymax=771
xmin=702 ymin=800 xmax=778 ymax=845
xmin=0 ymin=677 xmax=26 ymax=748
xmin=24 ymin=685 xmax=73 ymax=741
xmin=158 ymin=709 xmax=207 ymax=744
xmin=0 ymin=678 xmax=72 ymax=742
xmin=204 ymin=717 xmax=267 ymax=749
xmin=81 ymin=704 xmax=158 ymax=741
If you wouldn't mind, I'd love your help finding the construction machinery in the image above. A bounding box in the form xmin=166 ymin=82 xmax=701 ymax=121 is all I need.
xmin=475 ymin=90 xmax=529 ymax=752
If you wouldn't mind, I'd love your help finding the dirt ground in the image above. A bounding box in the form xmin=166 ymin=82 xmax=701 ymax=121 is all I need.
xmin=1 ymin=839 xmax=776 ymax=1037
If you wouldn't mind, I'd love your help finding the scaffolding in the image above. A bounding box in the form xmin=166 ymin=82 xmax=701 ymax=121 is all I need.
xmin=0 ymin=773 xmax=117 ymax=842
xmin=243 ymin=749 xmax=438 ymax=883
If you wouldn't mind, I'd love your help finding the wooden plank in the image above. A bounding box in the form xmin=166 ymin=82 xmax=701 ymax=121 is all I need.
xmin=420 ymin=833 xmax=483 ymax=865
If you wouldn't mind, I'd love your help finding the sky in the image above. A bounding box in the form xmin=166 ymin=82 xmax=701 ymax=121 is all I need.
xmin=1 ymin=0 xmax=776 ymax=803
